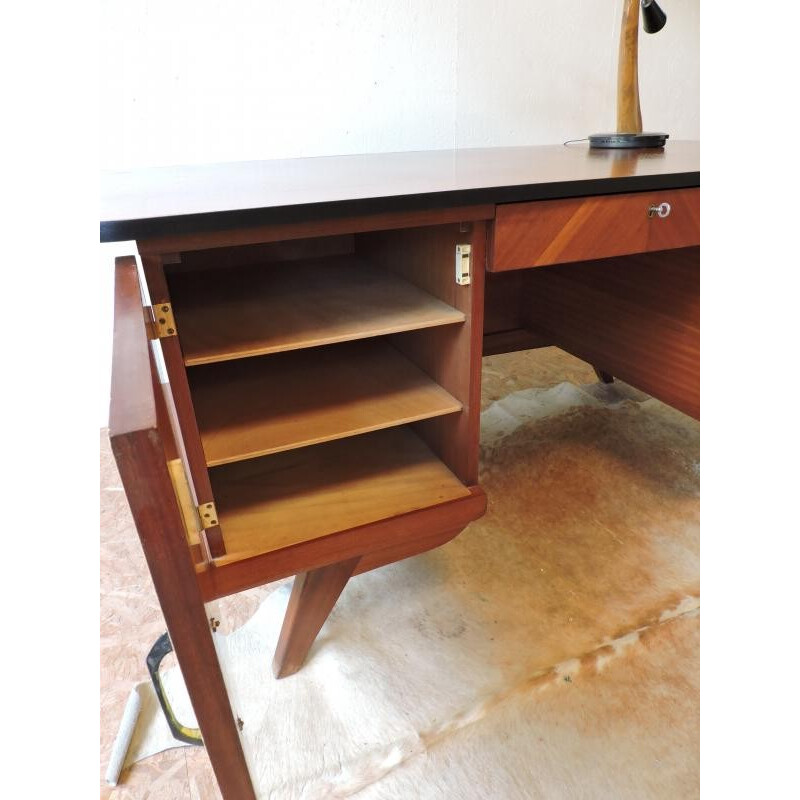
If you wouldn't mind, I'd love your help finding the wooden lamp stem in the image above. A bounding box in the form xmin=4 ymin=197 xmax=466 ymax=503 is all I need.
xmin=617 ymin=0 xmax=643 ymax=133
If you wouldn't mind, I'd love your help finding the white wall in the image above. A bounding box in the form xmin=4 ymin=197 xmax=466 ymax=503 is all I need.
xmin=99 ymin=0 xmax=699 ymax=424
xmin=100 ymin=0 xmax=699 ymax=169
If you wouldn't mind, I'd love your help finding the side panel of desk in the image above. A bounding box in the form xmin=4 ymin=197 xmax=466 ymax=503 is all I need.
xmin=524 ymin=248 xmax=700 ymax=418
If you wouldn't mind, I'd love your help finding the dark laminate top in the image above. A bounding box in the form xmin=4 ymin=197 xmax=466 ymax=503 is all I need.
xmin=100 ymin=141 xmax=700 ymax=242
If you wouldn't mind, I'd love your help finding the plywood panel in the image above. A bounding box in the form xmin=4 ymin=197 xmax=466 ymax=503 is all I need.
xmin=190 ymin=339 xmax=462 ymax=466
xmin=524 ymin=247 xmax=699 ymax=418
xmin=211 ymin=427 xmax=471 ymax=563
xmin=168 ymin=256 xmax=464 ymax=365
xmin=358 ymin=222 xmax=486 ymax=485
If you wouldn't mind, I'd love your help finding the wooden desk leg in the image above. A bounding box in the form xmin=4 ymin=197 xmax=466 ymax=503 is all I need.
xmin=593 ymin=366 xmax=615 ymax=384
xmin=273 ymin=557 xmax=360 ymax=679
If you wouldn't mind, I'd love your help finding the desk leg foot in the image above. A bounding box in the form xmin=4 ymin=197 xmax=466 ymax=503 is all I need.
xmin=272 ymin=557 xmax=360 ymax=679
xmin=593 ymin=366 xmax=615 ymax=384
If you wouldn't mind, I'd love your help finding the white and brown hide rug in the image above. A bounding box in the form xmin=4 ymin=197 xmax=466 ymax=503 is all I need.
xmin=104 ymin=373 xmax=699 ymax=799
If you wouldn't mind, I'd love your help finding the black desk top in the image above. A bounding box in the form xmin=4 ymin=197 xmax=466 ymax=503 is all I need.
xmin=100 ymin=141 xmax=700 ymax=243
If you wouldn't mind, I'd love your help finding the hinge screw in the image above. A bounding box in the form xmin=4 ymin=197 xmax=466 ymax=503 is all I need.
xmin=210 ymin=616 xmax=220 ymax=632
xmin=237 ymin=717 xmax=244 ymax=731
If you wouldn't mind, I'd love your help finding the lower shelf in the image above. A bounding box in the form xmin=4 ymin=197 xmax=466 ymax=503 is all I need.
xmin=210 ymin=426 xmax=471 ymax=565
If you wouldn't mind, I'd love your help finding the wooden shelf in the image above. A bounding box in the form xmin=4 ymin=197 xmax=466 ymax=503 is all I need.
xmin=189 ymin=339 xmax=462 ymax=466
xmin=169 ymin=256 xmax=465 ymax=366
xmin=210 ymin=426 xmax=471 ymax=564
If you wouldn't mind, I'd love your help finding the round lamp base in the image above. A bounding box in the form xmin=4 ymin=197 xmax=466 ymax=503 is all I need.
xmin=588 ymin=132 xmax=669 ymax=149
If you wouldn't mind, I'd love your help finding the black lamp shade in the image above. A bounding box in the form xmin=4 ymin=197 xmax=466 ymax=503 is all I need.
xmin=641 ymin=0 xmax=667 ymax=34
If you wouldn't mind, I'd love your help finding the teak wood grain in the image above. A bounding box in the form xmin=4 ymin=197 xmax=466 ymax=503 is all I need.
xmin=352 ymin=525 xmax=467 ymax=576
xmin=172 ymin=234 xmax=355 ymax=273
xmin=359 ymin=222 xmax=486 ymax=485
xmin=168 ymin=256 xmax=465 ymax=366
xmin=189 ymin=338 xmax=462 ymax=466
xmin=209 ymin=426 xmax=472 ymax=564
xmin=482 ymin=269 xmax=552 ymax=354
xmin=525 ymin=247 xmax=700 ymax=418
xmin=196 ymin=488 xmax=486 ymax=601
xmin=491 ymin=188 xmax=699 ymax=271
xmin=482 ymin=328 xmax=550 ymax=356
xmin=272 ymin=557 xmax=361 ymax=679
xmin=109 ymin=257 xmax=256 ymax=800
xmin=137 ymin=205 xmax=496 ymax=255
xmin=141 ymin=254 xmax=225 ymax=558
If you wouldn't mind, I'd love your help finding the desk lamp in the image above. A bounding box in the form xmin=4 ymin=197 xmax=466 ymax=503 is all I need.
xmin=589 ymin=0 xmax=668 ymax=148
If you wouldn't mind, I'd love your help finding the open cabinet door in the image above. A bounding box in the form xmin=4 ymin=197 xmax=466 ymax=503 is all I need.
xmin=108 ymin=256 xmax=256 ymax=800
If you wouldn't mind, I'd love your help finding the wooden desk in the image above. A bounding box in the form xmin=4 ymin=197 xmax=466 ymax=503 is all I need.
xmin=102 ymin=142 xmax=699 ymax=799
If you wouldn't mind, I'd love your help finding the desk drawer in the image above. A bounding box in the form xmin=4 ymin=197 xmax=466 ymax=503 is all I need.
xmin=490 ymin=187 xmax=699 ymax=271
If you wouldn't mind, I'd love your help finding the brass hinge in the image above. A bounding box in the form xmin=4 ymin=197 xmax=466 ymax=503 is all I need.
xmin=197 ymin=501 xmax=219 ymax=530
xmin=147 ymin=303 xmax=178 ymax=338
xmin=455 ymin=244 xmax=471 ymax=285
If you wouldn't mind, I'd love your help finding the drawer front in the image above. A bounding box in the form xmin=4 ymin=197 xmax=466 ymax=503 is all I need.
xmin=490 ymin=187 xmax=699 ymax=271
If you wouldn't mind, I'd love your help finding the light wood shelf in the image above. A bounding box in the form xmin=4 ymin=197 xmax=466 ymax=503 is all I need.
xmin=190 ymin=339 xmax=462 ymax=466
xmin=210 ymin=426 xmax=471 ymax=564
xmin=169 ymin=256 xmax=465 ymax=366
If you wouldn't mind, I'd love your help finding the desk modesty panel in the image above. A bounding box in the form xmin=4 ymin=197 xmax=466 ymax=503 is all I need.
xmin=103 ymin=143 xmax=699 ymax=800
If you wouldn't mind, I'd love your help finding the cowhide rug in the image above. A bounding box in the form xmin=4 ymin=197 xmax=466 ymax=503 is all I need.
xmin=113 ymin=378 xmax=699 ymax=799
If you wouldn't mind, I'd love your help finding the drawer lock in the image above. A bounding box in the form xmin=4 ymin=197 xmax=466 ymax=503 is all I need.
xmin=648 ymin=202 xmax=671 ymax=219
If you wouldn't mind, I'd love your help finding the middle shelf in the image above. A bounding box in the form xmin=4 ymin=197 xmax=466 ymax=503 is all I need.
xmin=189 ymin=338 xmax=463 ymax=466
